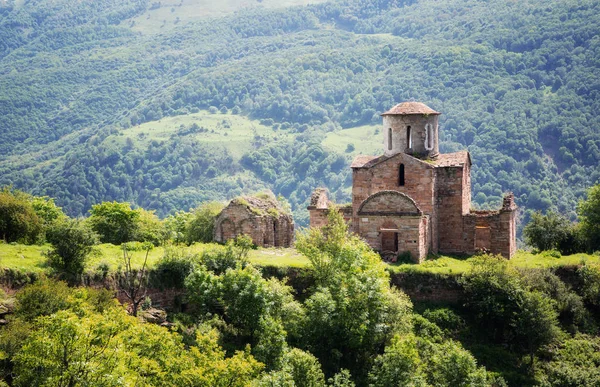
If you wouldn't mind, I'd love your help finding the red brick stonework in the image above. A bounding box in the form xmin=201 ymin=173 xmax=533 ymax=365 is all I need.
xmin=215 ymin=192 xmax=294 ymax=247
xmin=308 ymin=102 xmax=517 ymax=262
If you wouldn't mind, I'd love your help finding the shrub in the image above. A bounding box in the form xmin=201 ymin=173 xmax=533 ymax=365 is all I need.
xmin=46 ymin=219 xmax=98 ymax=284
xmin=524 ymin=210 xmax=580 ymax=254
xmin=0 ymin=188 xmax=42 ymax=244
xmin=185 ymin=201 xmax=224 ymax=244
xmin=88 ymin=201 xmax=140 ymax=245
xmin=578 ymin=184 xmax=600 ymax=252
xmin=150 ymin=248 xmax=197 ymax=289
xmin=199 ymin=235 xmax=252 ymax=275
xmin=15 ymin=279 xmax=72 ymax=322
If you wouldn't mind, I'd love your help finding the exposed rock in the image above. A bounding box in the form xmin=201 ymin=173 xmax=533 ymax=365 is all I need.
xmin=140 ymin=307 xmax=167 ymax=324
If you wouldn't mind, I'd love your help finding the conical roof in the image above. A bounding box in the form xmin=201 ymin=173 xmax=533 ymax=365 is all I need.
xmin=381 ymin=102 xmax=441 ymax=116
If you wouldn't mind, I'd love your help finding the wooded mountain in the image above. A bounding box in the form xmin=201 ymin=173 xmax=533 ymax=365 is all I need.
xmin=0 ymin=0 xmax=598 ymax=227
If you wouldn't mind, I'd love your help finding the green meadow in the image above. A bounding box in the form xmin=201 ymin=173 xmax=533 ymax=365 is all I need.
xmin=1 ymin=241 xmax=597 ymax=279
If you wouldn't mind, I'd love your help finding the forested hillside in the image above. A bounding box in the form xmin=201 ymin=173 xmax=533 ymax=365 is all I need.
xmin=0 ymin=0 xmax=599 ymax=226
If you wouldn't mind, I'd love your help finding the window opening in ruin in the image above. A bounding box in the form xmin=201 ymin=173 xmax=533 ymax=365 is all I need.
xmin=388 ymin=128 xmax=392 ymax=151
xmin=475 ymin=226 xmax=491 ymax=251
xmin=406 ymin=126 xmax=412 ymax=148
xmin=399 ymin=164 xmax=405 ymax=186
xmin=273 ymin=222 xmax=278 ymax=247
xmin=425 ymin=123 xmax=433 ymax=150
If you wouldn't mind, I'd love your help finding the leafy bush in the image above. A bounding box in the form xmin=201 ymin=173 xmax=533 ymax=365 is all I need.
xmin=14 ymin=279 xmax=72 ymax=322
xmin=524 ymin=211 xmax=576 ymax=253
xmin=0 ymin=188 xmax=42 ymax=244
xmin=150 ymin=248 xmax=197 ymax=289
xmin=200 ymin=236 xmax=252 ymax=275
xmin=88 ymin=201 xmax=140 ymax=245
xmin=422 ymin=308 xmax=465 ymax=336
xmin=185 ymin=201 xmax=224 ymax=244
xmin=45 ymin=219 xmax=98 ymax=284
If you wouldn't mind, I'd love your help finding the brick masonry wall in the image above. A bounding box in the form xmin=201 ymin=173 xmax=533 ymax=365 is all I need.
xmin=352 ymin=153 xmax=436 ymax=225
xmin=214 ymin=204 xmax=294 ymax=248
xmin=436 ymin=166 xmax=467 ymax=254
xmin=462 ymin=209 xmax=516 ymax=258
xmin=358 ymin=191 xmax=420 ymax=214
xmin=356 ymin=215 xmax=426 ymax=262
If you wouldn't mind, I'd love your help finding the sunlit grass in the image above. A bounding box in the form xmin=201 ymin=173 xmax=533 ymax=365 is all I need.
xmin=0 ymin=242 xmax=309 ymax=276
xmin=2 ymin=242 xmax=598 ymax=278
xmin=120 ymin=110 xmax=293 ymax=160
xmin=321 ymin=124 xmax=382 ymax=157
xmin=388 ymin=250 xmax=600 ymax=275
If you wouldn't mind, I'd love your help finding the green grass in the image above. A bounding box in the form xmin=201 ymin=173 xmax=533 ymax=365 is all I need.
xmin=2 ymin=241 xmax=598 ymax=278
xmin=0 ymin=242 xmax=309 ymax=277
xmin=321 ymin=124 xmax=382 ymax=157
xmin=388 ymin=250 xmax=600 ymax=275
xmin=120 ymin=110 xmax=293 ymax=160
xmin=126 ymin=0 xmax=331 ymax=34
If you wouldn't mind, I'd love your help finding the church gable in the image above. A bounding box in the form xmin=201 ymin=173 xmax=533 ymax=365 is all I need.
xmin=358 ymin=190 xmax=422 ymax=216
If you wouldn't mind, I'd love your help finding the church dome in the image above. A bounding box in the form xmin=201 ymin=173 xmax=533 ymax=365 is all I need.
xmin=381 ymin=102 xmax=441 ymax=116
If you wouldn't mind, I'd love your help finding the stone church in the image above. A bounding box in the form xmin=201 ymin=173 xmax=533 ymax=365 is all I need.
xmin=308 ymin=102 xmax=517 ymax=263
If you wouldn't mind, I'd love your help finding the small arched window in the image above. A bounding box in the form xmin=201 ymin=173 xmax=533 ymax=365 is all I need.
xmin=406 ymin=126 xmax=412 ymax=149
xmin=399 ymin=164 xmax=405 ymax=186
xmin=388 ymin=128 xmax=392 ymax=151
xmin=425 ymin=123 xmax=433 ymax=150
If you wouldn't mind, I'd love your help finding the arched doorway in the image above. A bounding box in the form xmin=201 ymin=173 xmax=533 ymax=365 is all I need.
xmin=380 ymin=220 xmax=399 ymax=252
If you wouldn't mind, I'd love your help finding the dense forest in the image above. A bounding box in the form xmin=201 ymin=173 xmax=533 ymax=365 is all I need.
xmin=0 ymin=0 xmax=598 ymax=227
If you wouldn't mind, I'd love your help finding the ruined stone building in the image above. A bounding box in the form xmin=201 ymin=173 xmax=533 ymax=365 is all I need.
xmin=214 ymin=192 xmax=294 ymax=247
xmin=308 ymin=102 xmax=517 ymax=263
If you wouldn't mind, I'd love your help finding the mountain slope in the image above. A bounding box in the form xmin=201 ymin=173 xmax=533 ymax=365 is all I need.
xmin=0 ymin=0 xmax=598 ymax=227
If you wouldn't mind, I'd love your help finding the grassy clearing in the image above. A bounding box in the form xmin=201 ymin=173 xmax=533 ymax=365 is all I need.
xmin=2 ymin=242 xmax=597 ymax=278
xmin=0 ymin=242 xmax=308 ymax=277
xmin=120 ymin=110 xmax=293 ymax=160
xmin=126 ymin=0 xmax=331 ymax=34
xmin=321 ymin=124 xmax=382 ymax=157
xmin=389 ymin=250 xmax=600 ymax=275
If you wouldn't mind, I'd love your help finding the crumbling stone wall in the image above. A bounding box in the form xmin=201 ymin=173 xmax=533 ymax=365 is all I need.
xmin=214 ymin=194 xmax=294 ymax=247
xmin=462 ymin=193 xmax=517 ymax=258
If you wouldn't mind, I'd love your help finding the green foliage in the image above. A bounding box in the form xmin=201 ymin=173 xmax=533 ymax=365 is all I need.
xmin=519 ymin=268 xmax=596 ymax=334
xmin=524 ymin=211 xmax=580 ymax=253
xmin=539 ymin=335 xmax=600 ymax=387
xmin=0 ymin=188 xmax=42 ymax=244
xmin=14 ymin=279 xmax=71 ymax=322
xmin=186 ymin=201 xmax=225 ymax=244
xmin=186 ymin=263 xmax=302 ymax=347
xmin=8 ymin=283 xmax=263 ymax=387
xmin=422 ymin=308 xmax=466 ymax=336
xmin=369 ymin=333 xmax=492 ymax=387
xmin=198 ymin=236 xmax=253 ymax=275
xmin=297 ymin=209 xmax=413 ymax=379
xmin=579 ymin=263 xmax=600 ymax=308
xmin=164 ymin=210 xmax=193 ymax=244
xmin=29 ymin=195 xmax=67 ymax=238
xmin=45 ymin=218 xmax=99 ymax=283
xmin=578 ymin=184 xmax=600 ymax=252
xmin=135 ymin=208 xmax=165 ymax=246
xmin=460 ymin=255 xmax=561 ymax=363
xmin=88 ymin=201 xmax=141 ymax=244
xmin=328 ymin=369 xmax=356 ymax=387
xmin=150 ymin=247 xmax=197 ymax=289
